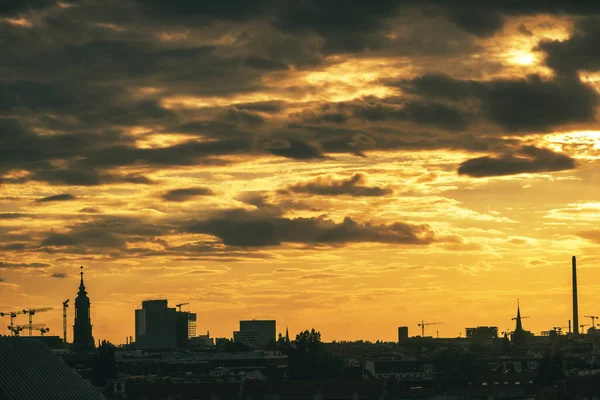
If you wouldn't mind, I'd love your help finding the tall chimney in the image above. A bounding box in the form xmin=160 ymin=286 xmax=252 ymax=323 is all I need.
xmin=573 ymin=256 xmax=579 ymax=335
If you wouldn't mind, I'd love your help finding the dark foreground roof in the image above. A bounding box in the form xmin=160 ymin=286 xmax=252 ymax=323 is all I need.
xmin=0 ymin=336 xmax=105 ymax=400
xmin=123 ymin=379 xmax=384 ymax=400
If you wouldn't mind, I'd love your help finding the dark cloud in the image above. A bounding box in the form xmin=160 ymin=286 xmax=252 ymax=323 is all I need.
xmin=264 ymin=138 xmax=325 ymax=160
xmin=425 ymin=1 xmax=600 ymax=36
xmin=41 ymin=231 xmax=124 ymax=248
xmin=284 ymin=173 xmax=392 ymax=197
xmin=27 ymin=169 xmax=154 ymax=186
xmin=0 ymin=213 xmax=28 ymax=219
xmin=185 ymin=209 xmax=435 ymax=247
xmin=457 ymin=146 xmax=576 ymax=177
xmin=538 ymin=17 xmax=600 ymax=74
xmin=139 ymin=0 xmax=275 ymax=21
xmin=79 ymin=207 xmax=101 ymax=213
xmin=234 ymin=101 xmax=287 ymax=113
xmin=162 ymin=187 xmax=214 ymax=202
xmin=443 ymin=6 xmax=505 ymax=37
xmin=0 ymin=0 xmax=62 ymax=15
xmin=296 ymin=99 xmax=470 ymax=131
xmin=50 ymin=272 xmax=67 ymax=278
xmin=216 ymin=108 xmax=266 ymax=127
xmin=39 ymin=216 xmax=172 ymax=252
xmin=78 ymin=138 xmax=252 ymax=168
xmin=274 ymin=1 xmax=399 ymax=52
xmin=36 ymin=193 xmax=76 ymax=203
xmin=0 ymin=262 xmax=51 ymax=269
xmin=403 ymin=74 xmax=598 ymax=132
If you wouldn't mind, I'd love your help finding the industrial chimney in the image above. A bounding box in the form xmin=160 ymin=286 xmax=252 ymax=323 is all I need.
xmin=573 ymin=256 xmax=579 ymax=335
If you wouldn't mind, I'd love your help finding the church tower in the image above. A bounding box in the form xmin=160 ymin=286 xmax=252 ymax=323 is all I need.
xmin=512 ymin=300 xmax=527 ymax=345
xmin=73 ymin=266 xmax=95 ymax=351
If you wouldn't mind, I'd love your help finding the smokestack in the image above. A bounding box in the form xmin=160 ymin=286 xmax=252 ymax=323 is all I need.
xmin=569 ymin=320 xmax=571 ymax=334
xmin=573 ymin=256 xmax=579 ymax=335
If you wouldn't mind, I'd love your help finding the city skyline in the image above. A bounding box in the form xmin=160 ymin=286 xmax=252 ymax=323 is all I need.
xmin=0 ymin=257 xmax=593 ymax=344
xmin=2 ymin=2 xmax=600 ymax=345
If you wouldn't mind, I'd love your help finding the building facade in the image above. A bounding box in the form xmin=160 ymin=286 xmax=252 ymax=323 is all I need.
xmin=233 ymin=330 xmax=260 ymax=348
xmin=73 ymin=266 xmax=95 ymax=352
xmin=466 ymin=326 xmax=498 ymax=341
xmin=397 ymin=326 xmax=409 ymax=342
xmin=239 ymin=320 xmax=276 ymax=348
xmin=135 ymin=300 xmax=177 ymax=350
xmin=175 ymin=311 xmax=196 ymax=348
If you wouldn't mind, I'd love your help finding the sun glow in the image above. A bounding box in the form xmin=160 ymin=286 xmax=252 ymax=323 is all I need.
xmin=510 ymin=51 xmax=536 ymax=66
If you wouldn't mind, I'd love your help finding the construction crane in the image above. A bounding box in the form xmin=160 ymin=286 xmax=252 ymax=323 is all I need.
xmin=501 ymin=329 xmax=513 ymax=338
xmin=62 ymin=299 xmax=69 ymax=343
xmin=22 ymin=307 xmax=53 ymax=337
xmin=0 ymin=310 xmax=23 ymax=335
xmin=553 ymin=326 xmax=569 ymax=335
xmin=580 ymin=324 xmax=589 ymax=333
xmin=8 ymin=324 xmax=46 ymax=337
xmin=39 ymin=327 xmax=50 ymax=336
xmin=176 ymin=303 xmax=189 ymax=312
xmin=418 ymin=321 xmax=443 ymax=337
xmin=585 ymin=316 xmax=598 ymax=327
xmin=512 ymin=315 xmax=530 ymax=321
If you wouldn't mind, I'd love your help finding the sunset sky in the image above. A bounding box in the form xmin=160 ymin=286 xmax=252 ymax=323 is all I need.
xmin=2 ymin=1 xmax=600 ymax=344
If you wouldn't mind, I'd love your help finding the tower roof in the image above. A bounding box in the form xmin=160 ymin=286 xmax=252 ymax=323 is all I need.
xmin=78 ymin=266 xmax=87 ymax=296
xmin=515 ymin=300 xmax=523 ymax=332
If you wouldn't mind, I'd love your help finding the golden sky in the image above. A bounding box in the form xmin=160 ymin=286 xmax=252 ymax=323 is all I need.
xmin=1 ymin=1 xmax=600 ymax=344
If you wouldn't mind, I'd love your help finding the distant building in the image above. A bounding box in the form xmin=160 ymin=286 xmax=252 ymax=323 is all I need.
xmin=73 ymin=266 xmax=95 ymax=352
xmin=233 ymin=330 xmax=260 ymax=348
xmin=175 ymin=311 xmax=196 ymax=348
xmin=466 ymin=326 xmax=498 ymax=341
xmin=189 ymin=331 xmax=214 ymax=347
xmin=239 ymin=320 xmax=276 ymax=348
xmin=364 ymin=359 xmax=434 ymax=381
xmin=398 ymin=326 xmax=409 ymax=342
xmin=215 ymin=337 xmax=229 ymax=349
xmin=511 ymin=303 xmax=533 ymax=345
xmin=135 ymin=300 xmax=176 ymax=350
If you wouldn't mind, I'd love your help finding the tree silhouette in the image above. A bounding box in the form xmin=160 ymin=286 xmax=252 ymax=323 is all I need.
xmin=92 ymin=340 xmax=116 ymax=387
xmin=286 ymin=329 xmax=343 ymax=380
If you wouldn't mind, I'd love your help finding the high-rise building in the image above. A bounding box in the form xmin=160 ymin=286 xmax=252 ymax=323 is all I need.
xmin=397 ymin=326 xmax=409 ymax=342
xmin=465 ymin=326 xmax=498 ymax=340
xmin=73 ymin=266 xmax=95 ymax=352
xmin=135 ymin=300 xmax=176 ymax=350
xmin=175 ymin=311 xmax=197 ymax=348
xmin=239 ymin=320 xmax=276 ymax=348
xmin=233 ymin=330 xmax=260 ymax=348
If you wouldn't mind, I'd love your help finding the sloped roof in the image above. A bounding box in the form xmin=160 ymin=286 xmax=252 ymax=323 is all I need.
xmin=0 ymin=336 xmax=105 ymax=400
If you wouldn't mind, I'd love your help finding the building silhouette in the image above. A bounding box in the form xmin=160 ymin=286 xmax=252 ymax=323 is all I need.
xmin=73 ymin=266 xmax=95 ymax=352
xmin=466 ymin=326 xmax=498 ymax=341
xmin=175 ymin=310 xmax=196 ymax=349
xmin=239 ymin=320 xmax=276 ymax=348
xmin=397 ymin=326 xmax=409 ymax=342
xmin=135 ymin=300 xmax=177 ymax=350
xmin=511 ymin=302 xmax=531 ymax=345
xmin=233 ymin=330 xmax=260 ymax=348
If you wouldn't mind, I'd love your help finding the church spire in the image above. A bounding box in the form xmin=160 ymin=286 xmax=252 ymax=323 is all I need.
xmin=285 ymin=326 xmax=289 ymax=343
xmin=78 ymin=266 xmax=87 ymax=295
xmin=73 ymin=265 xmax=94 ymax=351
xmin=515 ymin=299 xmax=523 ymax=332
